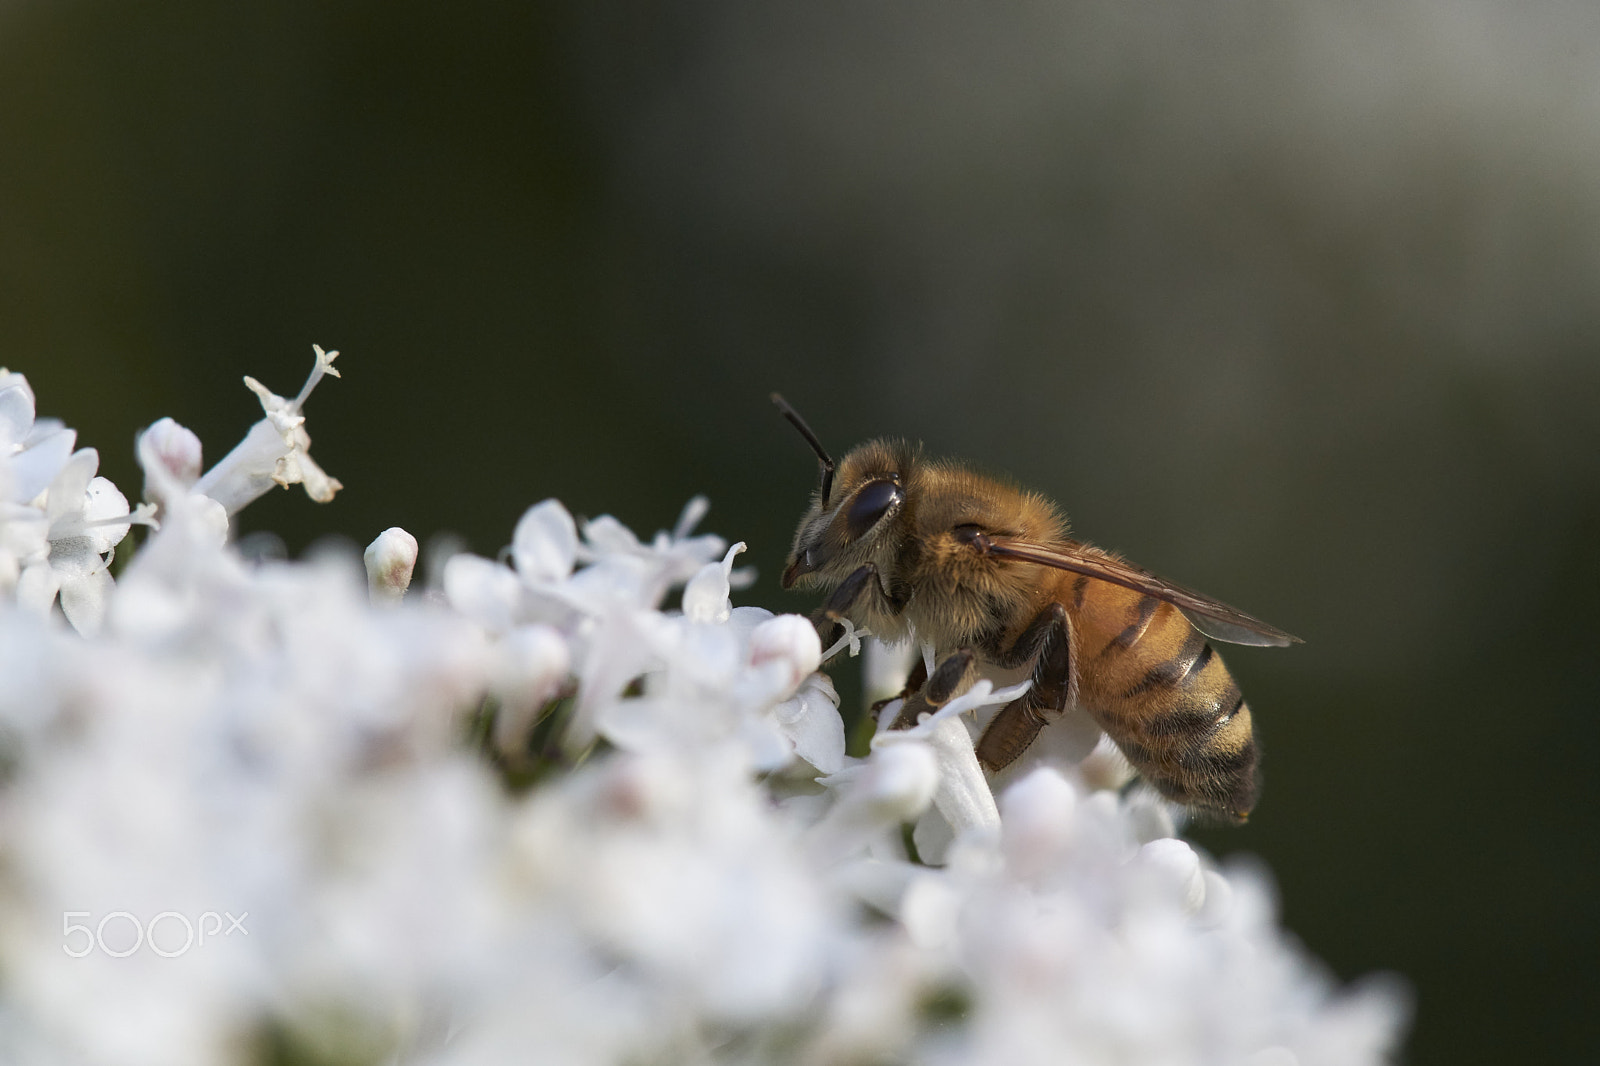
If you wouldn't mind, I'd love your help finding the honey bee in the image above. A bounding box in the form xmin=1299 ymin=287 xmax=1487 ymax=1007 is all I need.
xmin=773 ymin=395 xmax=1299 ymax=823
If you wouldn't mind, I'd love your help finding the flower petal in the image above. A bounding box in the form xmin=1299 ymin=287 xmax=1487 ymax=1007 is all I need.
xmin=512 ymin=499 xmax=578 ymax=585
xmin=44 ymin=448 xmax=99 ymax=527
xmin=15 ymin=559 xmax=60 ymax=617
xmin=772 ymin=673 xmax=845 ymax=774
xmin=290 ymin=445 xmax=342 ymax=503
xmin=59 ymin=565 xmax=114 ymax=637
xmin=82 ymin=477 xmax=132 ymax=555
xmin=0 ymin=379 xmax=36 ymax=448
xmin=9 ymin=426 xmax=76 ymax=505
xmin=580 ymin=514 xmax=641 ymax=556
xmin=193 ymin=418 xmax=290 ymax=514
xmin=442 ymin=553 xmax=524 ymax=632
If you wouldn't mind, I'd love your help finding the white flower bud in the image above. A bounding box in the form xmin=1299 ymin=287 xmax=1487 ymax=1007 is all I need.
xmin=498 ymin=624 xmax=570 ymax=696
xmin=364 ymin=527 xmax=419 ymax=606
xmin=1133 ymin=837 xmax=1208 ymax=914
xmin=1000 ymin=767 xmax=1078 ymax=877
xmin=748 ymin=614 xmax=822 ymax=694
xmin=136 ymin=417 xmax=203 ymax=498
xmin=858 ymin=742 xmax=939 ymax=822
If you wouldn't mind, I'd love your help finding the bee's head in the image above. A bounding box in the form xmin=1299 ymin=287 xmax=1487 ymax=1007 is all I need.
xmin=772 ymin=393 xmax=916 ymax=590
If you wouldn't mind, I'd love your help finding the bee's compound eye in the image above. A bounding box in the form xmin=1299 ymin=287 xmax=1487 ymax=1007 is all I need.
xmin=845 ymin=478 xmax=903 ymax=540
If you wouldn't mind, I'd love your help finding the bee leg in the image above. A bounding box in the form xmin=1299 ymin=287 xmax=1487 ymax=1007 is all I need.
xmin=925 ymin=648 xmax=976 ymax=703
xmin=809 ymin=564 xmax=872 ymax=648
xmin=869 ymin=655 xmax=927 ymax=715
xmin=890 ymin=649 xmax=975 ymax=729
xmin=976 ymin=603 xmax=1075 ymax=772
xmin=821 ymin=563 xmax=881 ymax=621
xmin=814 ymin=562 xmax=913 ymax=649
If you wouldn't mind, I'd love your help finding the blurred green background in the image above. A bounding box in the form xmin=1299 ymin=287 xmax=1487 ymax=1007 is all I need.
xmin=5 ymin=2 xmax=1598 ymax=1061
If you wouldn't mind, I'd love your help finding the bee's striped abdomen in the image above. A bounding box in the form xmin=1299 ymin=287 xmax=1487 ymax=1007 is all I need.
xmin=1074 ymin=589 xmax=1260 ymax=821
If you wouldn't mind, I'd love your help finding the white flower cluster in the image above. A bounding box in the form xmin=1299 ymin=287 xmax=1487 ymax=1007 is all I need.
xmin=0 ymin=370 xmax=140 ymax=636
xmin=0 ymin=353 xmax=1409 ymax=1066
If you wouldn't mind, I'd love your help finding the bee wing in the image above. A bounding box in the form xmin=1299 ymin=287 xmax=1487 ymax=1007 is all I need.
xmin=981 ymin=536 xmax=1302 ymax=648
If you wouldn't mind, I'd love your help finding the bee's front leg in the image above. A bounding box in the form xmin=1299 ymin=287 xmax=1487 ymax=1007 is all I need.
xmin=820 ymin=563 xmax=881 ymax=622
xmin=812 ymin=562 xmax=910 ymax=648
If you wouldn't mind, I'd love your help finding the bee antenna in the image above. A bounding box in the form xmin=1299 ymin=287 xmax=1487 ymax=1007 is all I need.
xmin=770 ymin=393 xmax=836 ymax=507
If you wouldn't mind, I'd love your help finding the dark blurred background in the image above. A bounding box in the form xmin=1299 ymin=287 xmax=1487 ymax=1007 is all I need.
xmin=5 ymin=2 xmax=1597 ymax=1061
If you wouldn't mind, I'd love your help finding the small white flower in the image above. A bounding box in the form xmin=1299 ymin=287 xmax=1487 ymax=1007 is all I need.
xmin=14 ymin=446 xmax=142 ymax=636
xmin=834 ymin=742 xmax=941 ymax=828
xmin=0 ymin=371 xmax=75 ymax=597
xmin=573 ymin=495 xmax=732 ymax=606
xmin=874 ymin=678 xmax=1030 ymax=863
xmin=810 ymin=740 xmax=939 ymax=870
xmin=193 ymin=345 xmax=343 ymax=514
